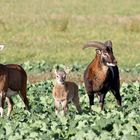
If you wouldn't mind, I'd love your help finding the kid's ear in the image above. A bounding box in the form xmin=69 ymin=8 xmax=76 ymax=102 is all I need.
xmin=54 ymin=69 xmax=58 ymax=75
xmin=96 ymin=49 xmax=101 ymax=54
xmin=64 ymin=66 xmax=71 ymax=74
xmin=53 ymin=65 xmax=59 ymax=75
xmin=56 ymin=65 xmax=59 ymax=70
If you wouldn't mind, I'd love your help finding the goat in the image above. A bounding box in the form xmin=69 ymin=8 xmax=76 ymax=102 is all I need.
xmin=0 ymin=46 xmax=29 ymax=117
xmin=52 ymin=66 xmax=81 ymax=115
xmin=83 ymin=40 xmax=122 ymax=111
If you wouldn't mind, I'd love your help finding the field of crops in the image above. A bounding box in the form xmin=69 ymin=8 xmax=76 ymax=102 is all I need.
xmin=0 ymin=78 xmax=139 ymax=139
xmin=0 ymin=0 xmax=140 ymax=139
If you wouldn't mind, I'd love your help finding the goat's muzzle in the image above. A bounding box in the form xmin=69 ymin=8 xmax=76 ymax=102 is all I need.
xmin=106 ymin=60 xmax=117 ymax=67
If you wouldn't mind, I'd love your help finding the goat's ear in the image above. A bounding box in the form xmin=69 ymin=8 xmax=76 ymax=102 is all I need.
xmin=56 ymin=65 xmax=59 ymax=70
xmin=65 ymin=67 xmax=71 ymax=74
xmin=54 ymin=69 xmax=57 ymax=75
xmin=0 ymin=45 xmax=4 ymax=51
xmin=54 ymin=65 xmax=59 ymax=74
xmin=104 ymin=40 xmax=112 ymax=48
xmin=96 ymin=49 xmax=101 ymax=54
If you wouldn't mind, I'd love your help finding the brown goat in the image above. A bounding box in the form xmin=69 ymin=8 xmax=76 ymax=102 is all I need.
xmin=83 ymin=40 xmax=122 ymax=111
xmin=0 ymin=46 xmax=29 ymax=117
xmin=52 ymin=67 xmax=81 ymax=115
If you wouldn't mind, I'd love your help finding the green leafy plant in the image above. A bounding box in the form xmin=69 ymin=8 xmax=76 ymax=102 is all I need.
xmin=0 ymin=81 xmax=139 ymax=139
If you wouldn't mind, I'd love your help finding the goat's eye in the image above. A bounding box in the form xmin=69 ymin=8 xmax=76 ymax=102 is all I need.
xmin=104 ymin=53 xmax=108 ymax=56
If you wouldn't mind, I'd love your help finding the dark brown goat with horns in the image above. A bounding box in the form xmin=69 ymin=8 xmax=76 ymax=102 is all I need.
xmin=83 ymin=40 xmax=122 ymax=111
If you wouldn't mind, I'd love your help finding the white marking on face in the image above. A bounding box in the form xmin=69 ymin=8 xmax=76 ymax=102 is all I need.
xmin=106 ymin=62 xmax=116 ymax=67
xmin=6 ymin=88 xmax=17 ymax=97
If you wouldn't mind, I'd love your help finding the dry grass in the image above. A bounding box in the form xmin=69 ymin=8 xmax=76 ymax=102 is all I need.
xmin=28 ymin=71 xmax=140 ymax=84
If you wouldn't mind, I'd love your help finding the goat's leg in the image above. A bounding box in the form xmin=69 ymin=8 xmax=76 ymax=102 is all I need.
xmin=96 ymin=92 xmax=100 ymax=100
xmin=110 ymin=68 xmax=122 ymax=107
xmin=72 ymin=96 xmax=82 ymax=113
xmin=19 ymin=88 xmax=29 ymax=110
xmin=61 ymin=100 xmax=68 ymax=115
xmin=6 ymin=97 xmax=13 ymax=117
xmin=0 ymin=92 xmax=6 ymax=117
xmin=54 ymin=100 xmax=60 ymax=115
xmin=99 ymin=93 xmax=106 ymax=111
xmin=85 ymin=80 xmax=94 ymax=110
xmin=111 ymin=89 xmax=122 ymax=106
xmin=88 ymin=93 xmax=94 ymax=110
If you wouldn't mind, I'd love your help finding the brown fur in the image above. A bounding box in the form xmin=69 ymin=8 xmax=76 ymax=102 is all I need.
xmin=83 ymin=40 xmax=122 ymax=111
xmin=86 ymin=54 xmax=108 ymax=92
xmin=53 ymin=70 xmax=81 ymax=115
xmin=0 ymin=64 xmax=29 ymax=117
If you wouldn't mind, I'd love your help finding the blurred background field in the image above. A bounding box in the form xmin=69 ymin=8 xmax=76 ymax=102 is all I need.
xmin=0 ymin=1 xmax=140 ymax=139
xmin=0 ymin=0 xmax=140 ymax=82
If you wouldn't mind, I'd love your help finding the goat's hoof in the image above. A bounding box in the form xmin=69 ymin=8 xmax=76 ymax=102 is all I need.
xmin=89 ymin=108 xmax=95 ymax=114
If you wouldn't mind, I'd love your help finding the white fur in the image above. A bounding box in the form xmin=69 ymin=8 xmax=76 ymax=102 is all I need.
xmin=106 ymin=62 xmax=116 ymax=67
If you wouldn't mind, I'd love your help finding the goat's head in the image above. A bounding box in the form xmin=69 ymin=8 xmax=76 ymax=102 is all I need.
xmin=54 ymin=66 xmax=66 ymax=84
xmin=83 ymin=40 xmax=117 ymax=67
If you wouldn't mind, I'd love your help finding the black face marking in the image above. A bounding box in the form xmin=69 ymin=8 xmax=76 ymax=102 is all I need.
xmin=100 ymin=47 xmax=116 ymax=66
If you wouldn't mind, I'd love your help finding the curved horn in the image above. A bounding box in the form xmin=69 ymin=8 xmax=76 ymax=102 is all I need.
xmin=83 ymin=41 xmax=105 ymax=50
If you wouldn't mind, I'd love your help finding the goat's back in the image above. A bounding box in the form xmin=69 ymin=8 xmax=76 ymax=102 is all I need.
xmin=0 ymin=64 xmax=8 ymax=91
xmin=65 ymin=81 xmax=78 ymax=94
xmin=6 ymin=64 xmax=27 ymax=91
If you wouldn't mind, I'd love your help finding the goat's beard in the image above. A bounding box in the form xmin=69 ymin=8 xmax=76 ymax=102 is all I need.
xmin=102 ymin=58 xmax=116 ymax=67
